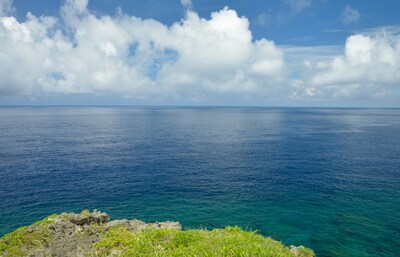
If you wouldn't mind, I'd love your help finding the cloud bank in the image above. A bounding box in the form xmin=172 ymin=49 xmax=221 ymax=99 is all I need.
xmin=0 ymin=0 xmax=399 ymax=105
xmin=0 ymin=0 xmax=284 ymax=101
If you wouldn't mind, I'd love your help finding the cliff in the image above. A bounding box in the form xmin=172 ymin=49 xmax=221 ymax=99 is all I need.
xmin=0 ymin=210 xmax=314 ymax=257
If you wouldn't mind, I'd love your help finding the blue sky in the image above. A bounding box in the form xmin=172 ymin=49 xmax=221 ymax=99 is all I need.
xmin=1 ymin=0 xmax=399 ymax=106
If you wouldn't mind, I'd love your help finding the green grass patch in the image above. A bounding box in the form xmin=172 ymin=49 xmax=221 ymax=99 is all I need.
xmin=32 ymin=214 xmax=59 ymax=227
xmin=94 ymin=226 xmax=314 ymax=257
xmin=80 ymin=209 xmax=91 ymax=217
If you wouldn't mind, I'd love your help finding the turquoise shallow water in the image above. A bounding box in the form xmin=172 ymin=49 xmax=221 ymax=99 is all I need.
xmin=0 ymin=107 xmax=399 ymax=256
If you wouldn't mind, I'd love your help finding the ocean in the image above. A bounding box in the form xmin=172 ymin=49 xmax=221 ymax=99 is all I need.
xmin=0 ymin=107 xmax=399 ymax=256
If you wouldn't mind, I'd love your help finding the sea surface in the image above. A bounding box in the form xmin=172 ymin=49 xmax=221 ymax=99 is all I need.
xmin=0 ymin=107 xmax=399 ymax=256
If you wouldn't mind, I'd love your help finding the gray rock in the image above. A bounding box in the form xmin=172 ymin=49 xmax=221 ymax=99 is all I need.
xmin=66 ymin=210 xmax=110 ymax=226
xmin=105 ymin=219 xmax=130 ymax=229
xmin=149 ymin=221 xmax=182 ymax=230
xmin=128 ymin=219 xmax=147 ymax=231
xmin=290 ymin=245 xmax=301 ymax=256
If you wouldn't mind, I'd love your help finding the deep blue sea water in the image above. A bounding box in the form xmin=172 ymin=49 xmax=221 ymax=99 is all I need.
xmin=0 ymin=107 xmax=399 ymax=256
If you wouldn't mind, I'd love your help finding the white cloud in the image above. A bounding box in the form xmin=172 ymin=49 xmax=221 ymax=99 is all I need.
xmin=308 ymin=32 xmax=400 ymax=99
xmin=0 ymin=1 xmax=285 ymax=100
xmin=341 ymin=5 xmax=360 ymax=25
xmin=279 ymin=29 xmax=400 ymax=103
xmin=154 ymin=8 xmax=285 ymax=94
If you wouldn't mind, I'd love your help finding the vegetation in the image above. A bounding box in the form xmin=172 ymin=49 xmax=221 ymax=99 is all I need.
xmin=0 ymin=214 xmax=59 ymax=256
xmin=94 ymin=226 xmax=314 ymax=257
xmin=0 ymin=211 xmax=314 ymax=257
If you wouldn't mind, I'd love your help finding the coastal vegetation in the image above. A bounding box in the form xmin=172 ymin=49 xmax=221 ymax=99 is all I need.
xmin=0 ymin=210 xmax=314 ymax=257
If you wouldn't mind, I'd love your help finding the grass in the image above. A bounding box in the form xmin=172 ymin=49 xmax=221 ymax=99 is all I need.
xmin=0 ymin=214 xmax=59 ymax=256
xmin=94 ymin=226 xmax=314 ymax=257
xmin=80 ymin=209 xmax=91 ymax=217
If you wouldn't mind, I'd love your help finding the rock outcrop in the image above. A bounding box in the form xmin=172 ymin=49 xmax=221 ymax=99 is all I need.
xmin=65 ymin=210 xmax=110 ymax=226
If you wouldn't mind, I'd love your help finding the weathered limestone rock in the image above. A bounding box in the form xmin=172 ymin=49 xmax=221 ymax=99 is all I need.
xmin=105 ymin=218 xmax=182 ymax=232
xmin=65 ymin=210 xmax=110 ymax=226
xmin=149 ymin=221 xmax=182 ymax=230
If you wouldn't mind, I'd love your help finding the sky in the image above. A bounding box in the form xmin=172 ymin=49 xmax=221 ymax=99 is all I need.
xmin=0 ymin=0 xmax=399 ymax=106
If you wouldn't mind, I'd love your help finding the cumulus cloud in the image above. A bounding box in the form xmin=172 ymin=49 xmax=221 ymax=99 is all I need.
xmin=277 ymin=29 xmax=400 ymax=103
xmin=308 ymin=32 xmax=400 ymax=99
xmin=341 ymin=5 xmax=360 ymax=25
xmin=157 ymin=8 xmax=284 ymax=94
xmin=0 ymin=0 xmax=285 ymax=101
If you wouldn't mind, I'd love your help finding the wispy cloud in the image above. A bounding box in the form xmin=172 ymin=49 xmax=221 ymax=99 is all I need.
xmin=0 ymin=0 xmax=14 ymax=16
xmin=254 ymin=12 xmax=272 ymax=26
xmin=257 ymin=0 xmax=314 ymax=27
xmin=341 ymin=5 xmax=360 ymax=25
xmin=284 ymin=0 xmax=312 ymax=13
xmin=358 ymin=24 xmax=400 ymax=36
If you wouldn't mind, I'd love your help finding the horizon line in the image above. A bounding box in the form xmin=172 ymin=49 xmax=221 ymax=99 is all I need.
xmin=0 ymin=105 xmax=399 ymax=109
